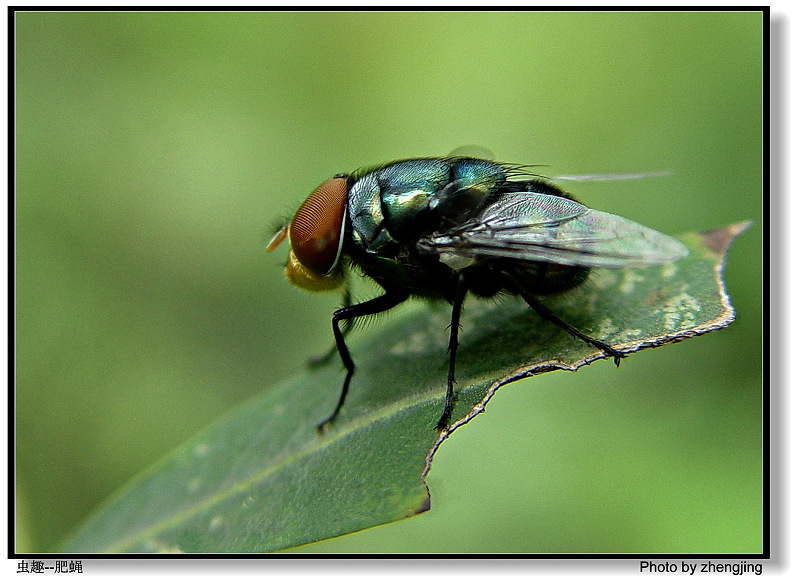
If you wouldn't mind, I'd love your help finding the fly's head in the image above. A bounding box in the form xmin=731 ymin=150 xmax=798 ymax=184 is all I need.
xmin=268 ymin=175 xmax=349 ymax=291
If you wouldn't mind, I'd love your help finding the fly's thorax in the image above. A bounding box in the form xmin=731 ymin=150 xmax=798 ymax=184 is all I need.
xmin=349 ymin=158 xmax=451 ymax=248
xmin=348 ymin=157 xmax=508 ymax=251
xmin=450 ymin=157 xmax=507 ymax=187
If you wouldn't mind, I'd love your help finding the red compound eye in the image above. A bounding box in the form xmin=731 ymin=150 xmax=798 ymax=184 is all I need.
xmin=288 ymin=176 xmax=348 ymax=275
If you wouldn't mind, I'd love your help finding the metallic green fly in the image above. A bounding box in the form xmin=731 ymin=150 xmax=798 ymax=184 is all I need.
xmin=268 ymin=156 xmax=688 ymax=431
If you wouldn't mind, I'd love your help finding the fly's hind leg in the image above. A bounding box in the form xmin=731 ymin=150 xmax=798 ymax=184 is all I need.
xmin=514 ymin=283 xmax=625 ymax=365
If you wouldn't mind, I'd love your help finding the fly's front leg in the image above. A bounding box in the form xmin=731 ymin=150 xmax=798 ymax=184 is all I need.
xmin=436 ymin=273 xmax=468 ymax=431
xmin=317 ymin=289 xmax=409 ymax=433
xmin=308 ymin=288 xmax=352 ymax=368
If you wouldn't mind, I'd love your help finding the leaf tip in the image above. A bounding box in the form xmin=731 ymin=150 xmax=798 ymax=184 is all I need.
xmin=699 ymin=221 xmax=753 ymax=254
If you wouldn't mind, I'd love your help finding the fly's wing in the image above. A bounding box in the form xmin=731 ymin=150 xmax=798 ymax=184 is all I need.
xmin=553 ymin=171 xmax=672 ymax=182
xmin=419 ymin=192 xmax=688 ymax=268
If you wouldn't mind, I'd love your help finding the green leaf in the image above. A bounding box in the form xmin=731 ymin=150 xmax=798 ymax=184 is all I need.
xmin=61 ymin=222 xmax=750 ymax=553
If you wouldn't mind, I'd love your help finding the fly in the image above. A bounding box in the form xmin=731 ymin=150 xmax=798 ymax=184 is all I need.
xmin=267 ymin=156 xmax=689 ymax=432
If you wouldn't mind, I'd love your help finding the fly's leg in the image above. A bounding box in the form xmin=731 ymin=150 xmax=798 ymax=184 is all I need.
xmin=437 ymin=273 xmax=468 ymax=431
xmin=510 ymin=281 xmax=625 ymax=365
xmin=308 ymin=288 xmax=352 ymax=368
xmin=317 ymin=289 xmax=409 ymax=433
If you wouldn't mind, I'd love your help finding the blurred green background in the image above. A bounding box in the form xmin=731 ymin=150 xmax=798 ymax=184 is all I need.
xmin=15 ymin=11 xmax=762 ymax=553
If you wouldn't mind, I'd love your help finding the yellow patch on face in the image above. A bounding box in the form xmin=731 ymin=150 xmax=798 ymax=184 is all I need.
xmin=285 ymin=249 xmax=343 ymax=292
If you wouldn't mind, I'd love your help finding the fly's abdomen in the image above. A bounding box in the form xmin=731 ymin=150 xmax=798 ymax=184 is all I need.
xmin=509 ymin=262 xmax=590 ymax=295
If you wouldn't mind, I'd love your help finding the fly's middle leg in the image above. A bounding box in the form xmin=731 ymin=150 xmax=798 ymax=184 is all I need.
xmin=437 ymin=273 xmax=468 ymax=431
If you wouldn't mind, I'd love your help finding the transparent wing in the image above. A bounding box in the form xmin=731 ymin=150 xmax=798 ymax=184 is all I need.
xmin=553 ymin=171 xmax=672 ymax=182
xmin=419 ymin=192 xmax=689 ymax=268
